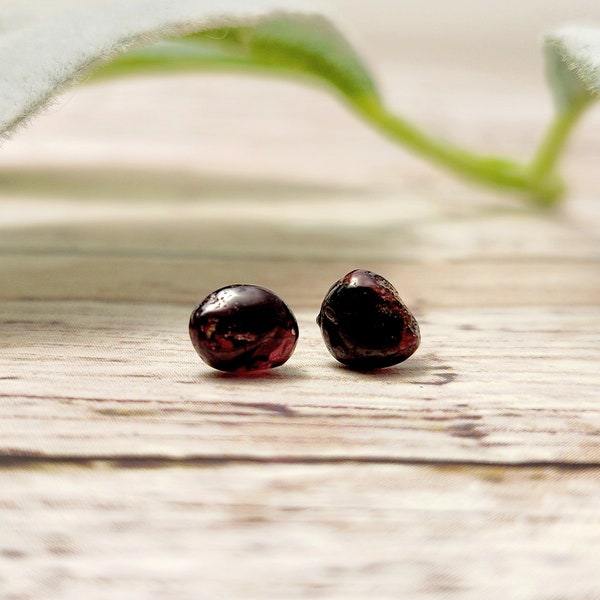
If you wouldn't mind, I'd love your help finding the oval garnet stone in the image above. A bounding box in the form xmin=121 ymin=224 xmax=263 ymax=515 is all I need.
xmin=317 ymin=269 xmax=420 ymax=369
xmin=189 ymin=284 xmax=299 ymax=372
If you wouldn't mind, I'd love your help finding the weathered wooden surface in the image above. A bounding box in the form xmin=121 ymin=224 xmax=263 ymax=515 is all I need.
xmin=2 ymin=464 xmax=600 ymax=599
xmin=1 ymin=0 xmax=600 ymax=597
xmin=1 ymin=302 xmax=599 ymax=465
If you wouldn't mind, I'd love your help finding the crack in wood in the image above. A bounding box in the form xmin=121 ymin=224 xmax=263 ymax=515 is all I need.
xmin=0 ymin=453 xmax=598 ymax=471
xmin=228 ymin=401 xmax=297 ymax=417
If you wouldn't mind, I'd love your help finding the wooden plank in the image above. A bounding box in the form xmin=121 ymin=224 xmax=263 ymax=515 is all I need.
xmin=0 ymin=175 xmax=598 ymax=264
xmin=2 ymin=301 xmax=598 ymax=463
xmin=1 ymin=255 xmax=598 ymax=308
xmin=1 ymin=463 xmax=599 ymax=599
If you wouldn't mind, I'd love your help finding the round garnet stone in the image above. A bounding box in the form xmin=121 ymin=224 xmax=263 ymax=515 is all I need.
xmin=189 ymin=284 xmax=299 ymax=372
xmin=317 ymin=269 xmax=420 ymax=370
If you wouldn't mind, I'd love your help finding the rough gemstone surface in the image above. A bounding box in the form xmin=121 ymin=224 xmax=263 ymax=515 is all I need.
xmin=317 ymin=269 xmax=420 ymax=369
xmin=189 ymin=284 xmax=299 ymax=372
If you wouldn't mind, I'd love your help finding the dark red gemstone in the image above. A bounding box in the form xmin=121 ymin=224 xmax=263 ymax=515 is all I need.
xmin=189 ymin=284 xmax=299 ymax=372
xmin=316 ymin=269 xmax=420 ymax=369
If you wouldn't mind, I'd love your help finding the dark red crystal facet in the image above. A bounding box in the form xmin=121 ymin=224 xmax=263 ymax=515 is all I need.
xmin=316 ymin=269 xmax=420 ymax=369
xmin=189 ymin=284 xmax=299 ymax=372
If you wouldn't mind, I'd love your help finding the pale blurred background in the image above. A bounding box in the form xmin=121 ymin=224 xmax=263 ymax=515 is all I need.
xmin=1 ymin=0 xmax=599 ymax=188
xmin=1 ymin=0 xmax=598 ymax=297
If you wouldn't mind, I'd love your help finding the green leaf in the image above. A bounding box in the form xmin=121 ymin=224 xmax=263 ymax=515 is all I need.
xmin=526 ymin=26 xmax=599 ymax=192
xmin=544 ymin=26 xmax=600 ymax=110
xmin=0 ymin=1 xmax=342 ymax=140
xmin=1 ymin=1 xmax=593 ymax=205
xmin=95 ymin=14 xmax=380 ymax=103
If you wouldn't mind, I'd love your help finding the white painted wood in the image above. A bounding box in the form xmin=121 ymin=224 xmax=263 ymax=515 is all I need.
xmin=1 ymin=302 xmax=598 ymax=464
xmin=1 ymin=464 xmax=599 ymax=599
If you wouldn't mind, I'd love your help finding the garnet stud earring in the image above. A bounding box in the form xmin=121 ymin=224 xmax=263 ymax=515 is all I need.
xmin=316 ymin=269 xmax=420 ymax=370
xmin=189 ymin=284 xmax=299 ymax=372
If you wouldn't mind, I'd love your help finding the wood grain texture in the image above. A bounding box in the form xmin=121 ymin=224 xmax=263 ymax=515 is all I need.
xmin=1 ymin=1 xmax=600 ymax=596
xmin=1 ymin=302 xmax=598 ymax=464
xmin=1 ymin=255 xmax=599 ymax=308
xmin=2 ymin=464 xmax=600 ymax=599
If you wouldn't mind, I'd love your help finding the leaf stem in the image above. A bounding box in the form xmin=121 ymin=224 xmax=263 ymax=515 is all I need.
xmin=529 ymin=99 xmax=590 ymax=181
xmin=94 ymin=38 xmax=587 ymax=207
xmin=352 ymin=96 xmax=562 ymax=203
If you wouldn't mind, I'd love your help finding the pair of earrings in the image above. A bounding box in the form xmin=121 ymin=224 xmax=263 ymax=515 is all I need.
xmin=189 ymin=269 xmax=420 ymax=373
